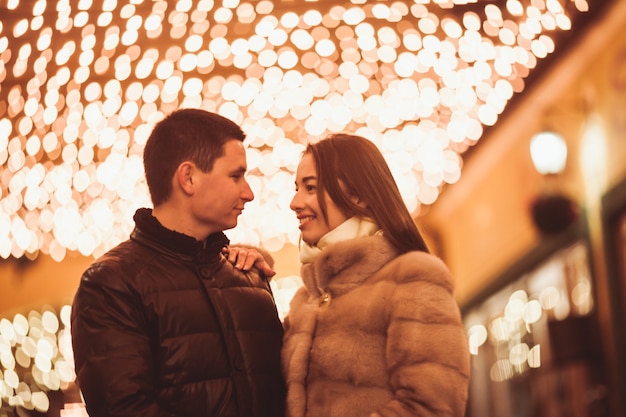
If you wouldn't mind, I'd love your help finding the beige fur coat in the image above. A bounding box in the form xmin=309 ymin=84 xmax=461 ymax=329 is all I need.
xmin=282 ymin=235 xmax=470 ymax=417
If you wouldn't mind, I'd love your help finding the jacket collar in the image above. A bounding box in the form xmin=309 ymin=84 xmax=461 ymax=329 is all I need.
xmin=131 ymin=208 xmax=230 ymax=262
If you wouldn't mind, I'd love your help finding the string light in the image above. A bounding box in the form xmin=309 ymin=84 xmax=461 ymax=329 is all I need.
xmin=0 ymin=0 xmax=591 ymax=261
xmin=0 ymin=306 xmax=75 ymax=413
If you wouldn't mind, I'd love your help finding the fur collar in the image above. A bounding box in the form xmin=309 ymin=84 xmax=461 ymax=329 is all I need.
xmin=300 ymin=234 xmax=397 ymax=300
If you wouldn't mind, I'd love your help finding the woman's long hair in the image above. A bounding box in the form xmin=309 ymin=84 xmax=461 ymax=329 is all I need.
xmin=306 ymin=134 xmax=429 ymax=254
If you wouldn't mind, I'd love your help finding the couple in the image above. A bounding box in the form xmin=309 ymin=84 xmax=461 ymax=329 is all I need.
xmin=71 ymin=109 xmax=470 ymax=417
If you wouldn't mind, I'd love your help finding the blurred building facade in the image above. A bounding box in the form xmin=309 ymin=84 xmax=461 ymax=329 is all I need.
xmin=427 ymin=1 xmax=626 ymax=415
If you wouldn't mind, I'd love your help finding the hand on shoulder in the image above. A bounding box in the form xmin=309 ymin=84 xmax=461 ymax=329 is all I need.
xmin=223 ymin=245 xmax=276 ymax=278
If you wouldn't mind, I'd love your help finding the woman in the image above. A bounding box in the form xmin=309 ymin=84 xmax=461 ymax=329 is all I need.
xmin=282 ymin=134 xmax=470 ymax=417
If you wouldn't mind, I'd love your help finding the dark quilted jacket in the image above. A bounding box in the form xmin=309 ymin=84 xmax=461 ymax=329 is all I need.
xmin=71 ymin=208 xmax=286 ymax=417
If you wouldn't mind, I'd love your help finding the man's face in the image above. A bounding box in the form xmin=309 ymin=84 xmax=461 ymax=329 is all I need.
xmin=190 ymin=139 xmax=254 ymax=236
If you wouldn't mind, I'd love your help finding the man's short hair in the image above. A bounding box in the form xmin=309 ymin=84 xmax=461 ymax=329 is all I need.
xmin=143 ymin=109 xmax=246 ymax=206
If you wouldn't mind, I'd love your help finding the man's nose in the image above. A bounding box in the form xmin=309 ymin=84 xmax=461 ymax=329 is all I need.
xmin=242 ymin=180 xmax=254 ymax=202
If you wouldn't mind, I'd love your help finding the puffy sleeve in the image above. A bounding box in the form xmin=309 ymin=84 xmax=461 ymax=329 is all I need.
xmin=71 ymin=263 xmax=176 ymax=417
xmin=374 ymin=252 xmax=470 ymax=417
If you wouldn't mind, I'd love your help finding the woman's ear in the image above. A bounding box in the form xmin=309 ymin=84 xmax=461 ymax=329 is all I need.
xmin=350 ymin=194 xmax=367 ymax=209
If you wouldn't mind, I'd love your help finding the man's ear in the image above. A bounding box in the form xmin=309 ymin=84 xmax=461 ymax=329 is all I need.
xmin=176 ymin=161 xmax=195 ymax=196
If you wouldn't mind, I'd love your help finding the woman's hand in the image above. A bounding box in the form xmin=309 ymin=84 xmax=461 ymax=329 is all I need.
xmin=223 ymin=246 xmax=276 ymax=278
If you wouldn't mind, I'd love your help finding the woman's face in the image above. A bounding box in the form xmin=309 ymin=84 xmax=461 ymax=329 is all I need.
xmin=290 ymin=153 xmax=350 ymax=246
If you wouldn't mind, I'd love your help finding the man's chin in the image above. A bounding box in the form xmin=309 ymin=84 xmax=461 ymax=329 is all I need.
xmin=222 ymin=219 xmax=239 ymax=231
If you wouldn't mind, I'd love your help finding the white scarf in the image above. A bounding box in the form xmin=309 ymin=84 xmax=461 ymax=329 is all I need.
xmin=299 ymin=216 xmax=381 ymax=264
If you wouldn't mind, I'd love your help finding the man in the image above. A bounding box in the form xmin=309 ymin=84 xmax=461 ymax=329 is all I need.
xmin=71 ymin=109 xmax=286 ymax=417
